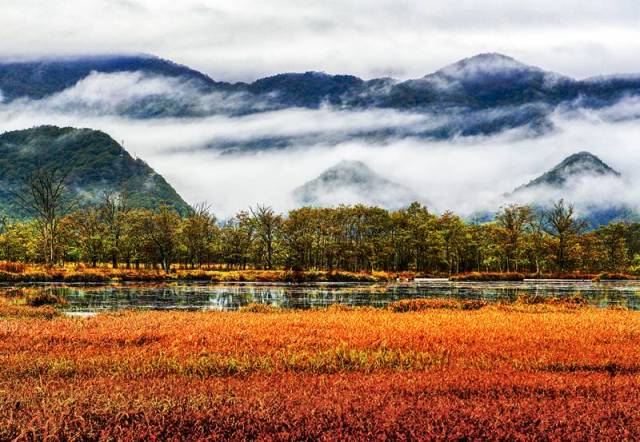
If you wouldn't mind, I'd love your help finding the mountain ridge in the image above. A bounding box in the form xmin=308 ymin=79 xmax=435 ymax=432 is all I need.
xmin=1 ymin=52 xmax=640 ymax=148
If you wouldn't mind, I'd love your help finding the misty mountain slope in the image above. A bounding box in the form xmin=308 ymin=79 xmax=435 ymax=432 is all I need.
xmin=0 ymin=54 xmax=239 ymax=102
xmin=248 ymin=72 xmax=365 ymax=107
xmin=0 ymin=126 xmax=190 ymax=217
xmin=509 ymin=151 xmax=634 ymax=227
xmin=293 ymin=160 xmax=419 ymax=209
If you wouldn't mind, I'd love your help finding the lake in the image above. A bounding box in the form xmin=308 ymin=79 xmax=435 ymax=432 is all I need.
xmin=5 ymin=279 xmax=640 ymax=314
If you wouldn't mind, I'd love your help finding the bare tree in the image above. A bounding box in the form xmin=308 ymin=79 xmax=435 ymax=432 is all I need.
xmin=250 ymin=205 xmax=282 ymax=270
xmin=543 ymin=199 xmax=588 ymax=272
xmin=100 ymin=192 xmax=130 ymax=268
xmin=12 ymin=167 xmax=73 ymax=265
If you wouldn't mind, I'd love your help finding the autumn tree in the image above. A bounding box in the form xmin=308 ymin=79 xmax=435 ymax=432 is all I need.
xmin=99 ymin=192 xmax=130 ymax=269
xmin=596 ymin=222 xmax=629 ymax=272
xmin=70 ymin=206 xmax=107 ymax=267
xmin=220 ymin=211 xmax=255 ymax=269
xmin=180 ymin=203 xmax=218 ymax=268
xmin=142 ymin=206 xmax=181 ymax=272
xmin=495 ymin=204 xmax=533 ymax=272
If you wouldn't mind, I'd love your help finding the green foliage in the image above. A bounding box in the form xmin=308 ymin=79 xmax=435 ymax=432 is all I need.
xmin=0 ymin=195 xmax=637 ymax=276
xmin=0 ymin=126 xmax=190 ymax=218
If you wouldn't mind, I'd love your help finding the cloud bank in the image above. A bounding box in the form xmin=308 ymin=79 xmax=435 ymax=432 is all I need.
xmin=1 ymin=73 xmax=640 ymax=220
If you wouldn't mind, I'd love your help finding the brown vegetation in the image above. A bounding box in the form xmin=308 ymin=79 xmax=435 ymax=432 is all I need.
xmin=0 ymin=305 xmax=639 ymax=439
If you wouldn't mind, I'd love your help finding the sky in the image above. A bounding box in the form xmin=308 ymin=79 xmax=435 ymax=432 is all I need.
xmin=2 ymin=0 xmax=640 ymax=81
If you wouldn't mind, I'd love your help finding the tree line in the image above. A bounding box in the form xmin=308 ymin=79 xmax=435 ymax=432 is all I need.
xmin=1 ymin=168 xmax=639 ymax=275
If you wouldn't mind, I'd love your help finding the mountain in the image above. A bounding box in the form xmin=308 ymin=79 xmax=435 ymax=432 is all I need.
xmin=0 ymin=126 xmax=190 ymax=217
xmin=514 ymin=151 xmax=621 ymax=191
xmin=509 ymin=152 xmax=634 ymax=227
xmin=293 ymin=160 xmax=419 ymax=208
xmin=1 ymin=52 xmax=640 ymax=145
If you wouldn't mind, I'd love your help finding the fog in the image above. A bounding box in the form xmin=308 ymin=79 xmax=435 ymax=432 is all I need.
xmin=1 ymin=74 xmax=640 ymax=219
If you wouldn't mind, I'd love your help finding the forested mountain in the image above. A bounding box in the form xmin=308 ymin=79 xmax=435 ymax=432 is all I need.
xmin=0 ymin=126 xmax=190 ymax=217
xmin=1 ymin=53 xmax=639 ymax=136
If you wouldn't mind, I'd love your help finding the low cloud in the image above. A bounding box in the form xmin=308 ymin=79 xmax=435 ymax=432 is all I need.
xmin=0 ymin=80 xmax=640 ymax=219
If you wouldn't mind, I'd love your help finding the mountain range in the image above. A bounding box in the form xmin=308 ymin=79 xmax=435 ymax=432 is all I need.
xmin=1 ymin=53 xmax=640 ymax=148
xmin=2 ymin=53 xmax=638 ymax=110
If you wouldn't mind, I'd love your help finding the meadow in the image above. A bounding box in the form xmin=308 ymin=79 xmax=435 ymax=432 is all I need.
xmin=1 ymin=297 xmax=639 ymax=440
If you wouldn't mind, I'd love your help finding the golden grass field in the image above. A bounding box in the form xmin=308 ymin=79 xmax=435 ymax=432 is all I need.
xmin=1 ymin=298 xmax=640 ymax=440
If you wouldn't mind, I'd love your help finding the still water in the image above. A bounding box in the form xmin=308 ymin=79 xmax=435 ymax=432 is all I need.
xmin=9 ymin=279 xmax=640 ymax=313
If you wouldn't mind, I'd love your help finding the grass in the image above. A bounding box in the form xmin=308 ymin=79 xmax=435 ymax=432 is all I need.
xmin=0 ymin=302 xmax=639 ymax=439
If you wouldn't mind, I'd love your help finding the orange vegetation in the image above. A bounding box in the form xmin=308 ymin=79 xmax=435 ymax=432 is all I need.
xmin=1 ymin=303 xmax=640 ymax=439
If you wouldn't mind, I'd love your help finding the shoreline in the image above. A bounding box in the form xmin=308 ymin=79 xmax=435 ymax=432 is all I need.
xmin=0 ymin=265 xmax=636 ymax=284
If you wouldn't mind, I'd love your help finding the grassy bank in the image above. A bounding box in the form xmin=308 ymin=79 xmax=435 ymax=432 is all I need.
xmin=0 ymin=262 xmax=637 ymax=284
xmin=1 ymin=302 xmax=639 ymax=439
xmin=0 ymin=263 xmax=407 ymax=283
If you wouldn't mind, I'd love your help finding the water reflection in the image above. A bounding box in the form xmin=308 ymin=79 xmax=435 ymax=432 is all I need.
xmin=6 ymin=279 xmax=639 ymax=313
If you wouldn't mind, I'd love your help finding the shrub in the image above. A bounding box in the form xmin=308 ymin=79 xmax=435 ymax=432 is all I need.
xmin=25 ymin=291 xmax=67 ymax=307
xmin=0 ymin=262 xmax=26 ymax=273
xmin=515 ymin=293 xmax=587 ymax=307
xmin=63 ymin=273 xmax=110 ymax=283
xmin=593 ymin=273 xmax=636 ymax=281
xmin=0 ymin=304 xmax=59 ymax=319
xmin=388 ymin=298 xmax=486 ymax=312
xmin=449 ymin=272 xmax=525 ymax=282
xmin=528 ymin=273 xmax=596 ymax=280
xmin=238 ymin=303 xmax=280 ymax=313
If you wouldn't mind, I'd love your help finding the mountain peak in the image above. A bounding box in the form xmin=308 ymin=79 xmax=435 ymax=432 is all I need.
xmin=319 ymin=160 xmax=373 ymax=180
xmin=517 ymin=151 xmax=620 ymax=191
xmin=434 ymin=53 xmax=538 ymax=79
xmin=293 ymin=160 xmax=418 ymax=208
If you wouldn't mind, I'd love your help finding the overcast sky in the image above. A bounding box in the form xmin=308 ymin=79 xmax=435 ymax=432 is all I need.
xmin=2 ymin=0 xmax=640 ymax=81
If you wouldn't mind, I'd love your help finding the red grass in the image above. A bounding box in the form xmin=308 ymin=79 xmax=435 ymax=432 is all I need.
xmin=1 ymin=306 xmax=639 ymax=439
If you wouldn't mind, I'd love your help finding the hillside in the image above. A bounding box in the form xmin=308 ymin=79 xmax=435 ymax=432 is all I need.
xmin=0 ymin=126 xmax=190 ymax=217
